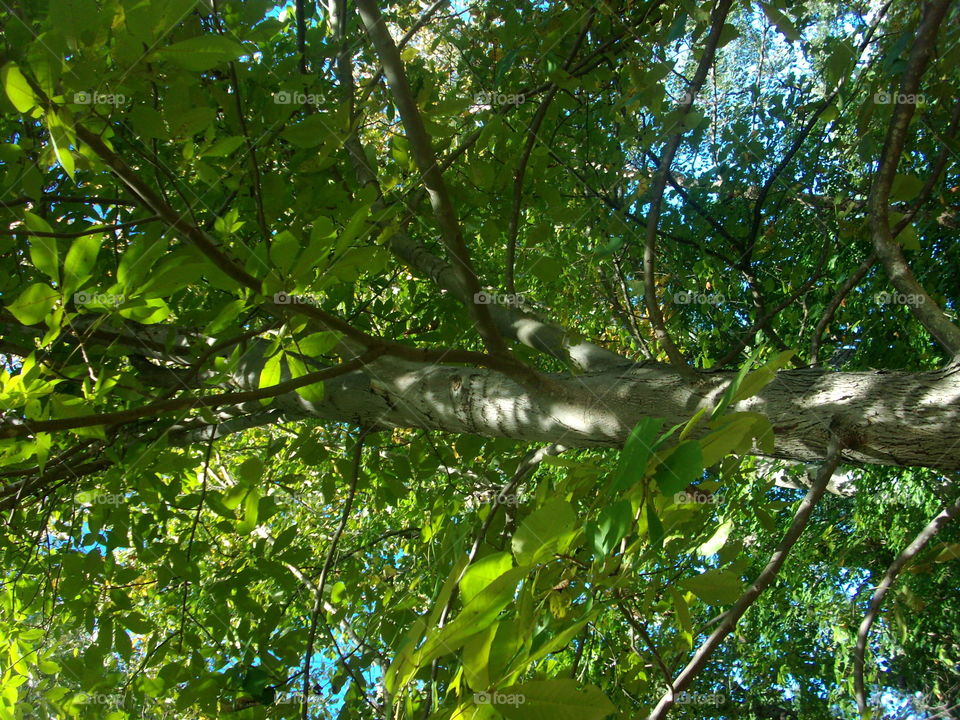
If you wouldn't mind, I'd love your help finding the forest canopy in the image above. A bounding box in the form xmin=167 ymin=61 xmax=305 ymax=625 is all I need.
xmin=1 ymin=0 xmax=959 ymax=718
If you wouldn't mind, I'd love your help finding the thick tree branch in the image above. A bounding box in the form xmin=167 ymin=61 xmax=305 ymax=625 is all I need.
xmin=356 ymin=0 xmax=509 ymax=357
xmin=869 ymin=0 xmax=960 ymax=359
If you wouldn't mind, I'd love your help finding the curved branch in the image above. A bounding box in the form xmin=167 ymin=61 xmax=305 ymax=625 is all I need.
xmin=643 ymin=0 xmax=733 ymax=377
xmin=810 ymin=253 xmax=877 ymax=366
xmin=854 ymin=491 xmax=960 ymax=715
xmin=869 ymin=0 xmax=960 ymax=359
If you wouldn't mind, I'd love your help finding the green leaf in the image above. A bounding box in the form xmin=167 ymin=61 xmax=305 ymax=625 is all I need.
xmin=237 ymin=458 xmax=264 ymax=486
xmin=117 ymin=233 xmax=167 ymax=291
xmin=699 ymin=414 xmax=758 ymax=467
xmin=37 ymin=660 xmax=60 ymax=674
xmin=121 ymin=613 xmax=153 ymax=634
xmin=25 ymin=212 xmax=59 ymax=282
xmin=281 ymin=114 xmax=338 ymax=149
xmin=6 ymin=283 xmax=59 ymax=325
xmin=731 ymin=350 xmax=795 ymax=404
xmin=587 ymin=500 xmax=633 ymax=556
xmin=511 ymin=499 xmax=576 ymax=565
xmin=1 ymin=63 xmax=36 ymax=112
xmin=653 ymin=441 xmax=704 ymax=495
xmin=460 ymin=552 xmax=513 ymax=604
xmin=761 ymin=3 xmax=800 ymax=42
xmin=609 ymin=418 xmax=663 ymax=493
xmin=269 ymin=230 xmax=300 ymax=273
xmin=47 ymin=113 xmax=75 ymax=180
xmin=157 ymin=36 xmax=246 ymax=71
xmin=646 ymin=500 xmax=664 ymax=550
xmin=117 ymin=297 xmax=170 ymax=324
xmin=522 ymin=614 xmax=594 ymax=670
xmin=496 ymin=679 xmax=615 ymax=720
xmin=420 ymin=566 xmax=528 ymax=664
xmin=679 ymin=568 xmax=743 ymax=605
xmin=890 ymin=174 xmax=924 ymax=201
xmin=286 ymin=354 xmax=324 ymax=404
xmin=202 ymin=136 xmax=245 ymax=157
xmin=669 ymin=587 xmax=693 ymax=647
xmin=698 ymin=520 xmax=733 ymax=556
xmin=62 ymin=233 xmax=101 ymax=296
xmin=462 ymin=622 xmax=497 ymax=690
xmin=259 ymin=353 xmax=282 ymax=390
xmin=296 ymin=332 xmax=339 ymax=357
xmin=236 ymin=488 xmax=262 ymax=534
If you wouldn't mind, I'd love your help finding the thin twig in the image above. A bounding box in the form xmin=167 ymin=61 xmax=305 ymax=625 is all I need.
xmin=302 ymin=429 xmax=371 ymax=719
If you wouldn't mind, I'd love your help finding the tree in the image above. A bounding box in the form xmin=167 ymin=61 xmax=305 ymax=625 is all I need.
xmin=0 ymin=0 xmax=958 ymax=717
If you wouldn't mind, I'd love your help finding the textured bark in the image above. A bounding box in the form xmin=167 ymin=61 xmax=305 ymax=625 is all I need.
xmin=236 ymin=354 xmax=960 ymax=471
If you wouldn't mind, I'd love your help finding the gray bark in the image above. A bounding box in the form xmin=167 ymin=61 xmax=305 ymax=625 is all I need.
xmin=235 ymin=353 xmax=960 ymax=471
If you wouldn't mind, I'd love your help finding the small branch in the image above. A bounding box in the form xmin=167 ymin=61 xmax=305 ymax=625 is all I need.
xmin=0 ymin=351 xmax=383 ymax=440
xmin=423 ymin=443 xmax=565 ymax=714
xmin=302 ymin=430 xmax=369 ymax=720
xmin=716 ymin=232 xmax=832 ymax=368
xmin=210 ymin=0 xmax=269 ymax=242
xmin=0 ymin=194 xmax=138 ymax=208
xmin=647 ymin=433 xmax=844 ymax=720
xmin=505 ymin=90 xmax=557 ymax=296
xmin=0 ymin=215 xmax=160 ymax=238
xmin=618 ymin=601 xmax=673 ymax=694
xmin=810 ymin=253 xmax=877 ymax=366
xmin=854 ymin=492 xmax=960 ymax=715
xmin=642 ymin=0 xmax=733 ymax=378
xmin=505 ymin=10 xmax=594 ymax=294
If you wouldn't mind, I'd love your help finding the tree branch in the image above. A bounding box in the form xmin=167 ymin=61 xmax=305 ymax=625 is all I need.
xmin=355 ymin=0 xmax=509 ymax=358
xmin=642 ymin=0 xmax=733 ymax=378
xmin=302 ymin=430 xmax=369 ymax=719
xmin=869 ymin=0 xmax=960 ymax=359
xmin=854 ymin=491 xmax=960 ymax=714
xmin=647 ymin=433 xmax=844 ymax=720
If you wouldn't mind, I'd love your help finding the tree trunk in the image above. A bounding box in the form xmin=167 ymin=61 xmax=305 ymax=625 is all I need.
xmin=236 ymin=355 xmax=960 ymax=470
